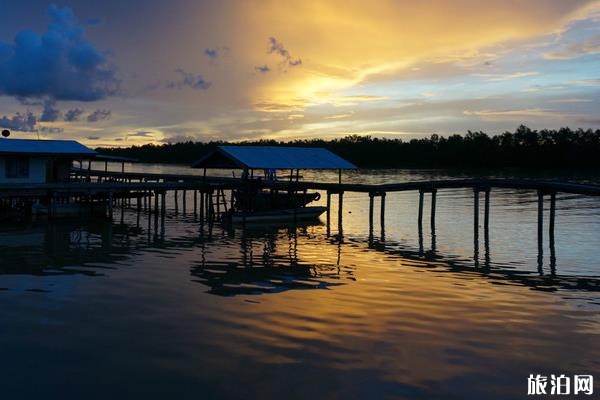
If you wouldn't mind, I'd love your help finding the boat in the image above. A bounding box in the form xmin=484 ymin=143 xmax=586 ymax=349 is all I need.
xmin=229 ymin=206 xmax=327 ymax=224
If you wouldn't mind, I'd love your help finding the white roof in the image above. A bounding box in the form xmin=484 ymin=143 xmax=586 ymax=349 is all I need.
xmin=0 ymin=138 xmax=96 ymax=157
xmin=192 ymin=146 xmax=357 ymax=170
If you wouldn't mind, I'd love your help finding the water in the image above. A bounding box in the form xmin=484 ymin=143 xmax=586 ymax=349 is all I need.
xmin=1 ymin=166 xmax=600 ymax=399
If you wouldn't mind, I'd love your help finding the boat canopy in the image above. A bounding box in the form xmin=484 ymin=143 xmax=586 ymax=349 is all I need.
xmin=191 ymin=146 xmax=357 ymax=170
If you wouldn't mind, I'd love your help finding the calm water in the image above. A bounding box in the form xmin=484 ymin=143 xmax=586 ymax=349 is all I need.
xmin=1 ymin=166 xmax=600 ymax=399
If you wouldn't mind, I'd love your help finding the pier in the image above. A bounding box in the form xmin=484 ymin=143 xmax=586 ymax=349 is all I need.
xmin=2 ymin=166 xmax=600 ymax=272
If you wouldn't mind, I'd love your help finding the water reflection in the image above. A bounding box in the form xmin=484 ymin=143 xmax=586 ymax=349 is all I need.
xmin=191 ymin=223 xmax=349 ymax=296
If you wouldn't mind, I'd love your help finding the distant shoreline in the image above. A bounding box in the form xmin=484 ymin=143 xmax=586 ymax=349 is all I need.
xmin=97 ymin=125 xmax=600 ymax=169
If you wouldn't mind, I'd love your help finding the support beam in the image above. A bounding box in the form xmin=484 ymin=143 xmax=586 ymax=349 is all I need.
xmin=538 ymin=190 xmax=544 ymax=249
xmin=430 ymin=189 xmax=437 ymax=230
xmin=338 ymin=191 xmax=344 ymax=236
xmin=418 ymin=190 xmax=424 ymax=227
xmin=326 ymin=191 xmax=331 ymax=236
xmin=368 ymin=193 xmax=374 ymax=236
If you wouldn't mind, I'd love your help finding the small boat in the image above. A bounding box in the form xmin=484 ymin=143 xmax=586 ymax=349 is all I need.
xmin=229 ymin=206 xmax=327 ymax=224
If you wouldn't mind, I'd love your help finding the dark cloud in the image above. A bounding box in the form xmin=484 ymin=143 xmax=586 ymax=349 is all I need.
xmin=40 ymin=99 xmax=60 ymax=122
xmin=0 ymin=5 xmax=119 ymax=102
xmin=64 ymin=108 xmax=84 ymax=122
xmin=86 ymin=136 xmax=100 ymax=140
xmin=87 ymin=109 xmax=111 ymax=122
xmin=268 ymin=37 xmax=301 ymax=67
xmin=0 ymin=111 xmax=37 ymax=132
xmin=114 ymin=138 xmax=124 ymax=142
xmin=166 ymin=69 xmax=211 ymax=90
xmin=128 ymin=131 xmax=153 ymax=137
xmin=39 ymin=126 xmax=64 ymax=134
xmin=204 ymin=48 xmax=218 ymax=59
xmin=255 ymin=65 xmax=270 ymax=74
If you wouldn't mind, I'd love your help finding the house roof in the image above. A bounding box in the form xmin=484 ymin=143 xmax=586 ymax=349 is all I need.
xmin=191 ymin=146 xmax=357 ymax=170
xmin=0 ymin=138 xmax=96 ymax=157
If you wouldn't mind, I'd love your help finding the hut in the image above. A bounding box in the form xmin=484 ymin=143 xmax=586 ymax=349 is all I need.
xmin=0 ymin=138 xmax=96 ymax=184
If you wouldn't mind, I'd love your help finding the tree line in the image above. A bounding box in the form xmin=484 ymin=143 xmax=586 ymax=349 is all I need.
xmin=97 ymin=125 xmax=600 ymax=168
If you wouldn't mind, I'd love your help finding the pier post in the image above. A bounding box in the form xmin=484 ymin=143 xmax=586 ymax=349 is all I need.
xmin=549 ymin=192 xmax=556 ymax=272
xmin=538 ymin=190 xmax=544 ymax=256
xmin=183 ymin=190 xmax=187 ymax=214
xmin=473 ymin=189 xmax=479 ymax=266
xmin=326 ymin=191 xmax=331 ymax=236
xmin=161 ymin=191 xmax=166 ymax=232
xmin=473 ymin=189 xmax=479 ymax=238
xmin=430 ymin=189 xmax=437 ymax=230
xmin=154 ymin=190 xmax=159 ymax=230
xmin=484 ymin=189 xmax=490 ymax=233
xmin=418 ymin=190 xmax=424 ymax=227
xmin=380 ymin=193 xmax=386 ymax=237
xmin=338 ymin=191 xmax=344 ymax=236
xmin=368 ymin=193 xmax=374 ymax=237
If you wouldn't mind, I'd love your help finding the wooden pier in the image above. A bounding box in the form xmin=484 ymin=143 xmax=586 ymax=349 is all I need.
xmin=1 ymin=168 xmax=599 ymax=271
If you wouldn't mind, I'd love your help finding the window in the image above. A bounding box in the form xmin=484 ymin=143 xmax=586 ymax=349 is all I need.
xmin=5 ymin=157 xmax=29 ymax=178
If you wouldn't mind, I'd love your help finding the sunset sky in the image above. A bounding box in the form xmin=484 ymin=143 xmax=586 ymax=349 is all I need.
xmin=0 ymin=1 xmax=599 ymax=146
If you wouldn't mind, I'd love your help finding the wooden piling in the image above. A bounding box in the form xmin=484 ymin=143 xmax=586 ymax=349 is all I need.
xmin=326 ymin=191 xmax=331 ymax=236
xmin=369 ymin=193 xmax=374 ymax=234
xmin=430 ymin=189 xmax=437 ymax=229
xmin=473 ymin=189 xmax=479 ymax=244
xmin=182 ymin=190 xmax=187 ymax=214
xmin=418 ymin=190 xmax=424 ymax=227
xmin=161 ymin=191 xmax=166 ymax=229
xmin=338 ymin=191 xmax=344 ymax=235
xmin=484 ymin=189 xmax=490 ymax=232
xmin=380 ymin=193 xmax=386 ymax=232
xmin=549 ymin=192 xmax=556 ymax=244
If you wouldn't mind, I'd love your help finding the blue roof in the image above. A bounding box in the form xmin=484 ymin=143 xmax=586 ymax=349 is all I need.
xmin=0 ymin=138 xmax=96 ymax=157
xmin=192 ymin=146 xmax=357 ymax=170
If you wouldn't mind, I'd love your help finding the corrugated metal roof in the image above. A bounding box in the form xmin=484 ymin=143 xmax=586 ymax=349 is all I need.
xmin=192 ymin=146 xmax=357 ymax=170
xmin=0 ymin=138 xmax=96 ymax=156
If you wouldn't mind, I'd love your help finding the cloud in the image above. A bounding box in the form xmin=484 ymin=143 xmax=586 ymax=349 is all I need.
xmin=474 ymin=72 xmax=539 ymax=81
xmin=87 ymin=109 xmax=111 ymax=122
xmin=204 ymin=46 xmax=229 ymax=60
xmin=40 ymin=99 xmax=61 ymax=122
xmin=166 ymin=69 xmax=211 ymax=90
xmin=267 ymin=37 xmax=302 ymax=67
xmin=255 ymin=65 xmax=270 ymax=73
xmin=39 ymin=126 xmax=64 ymax=134
xmin=0 ymin=111 xmax=37 ymax=132
xmin=569 ymin=78 xmax=600 ymax=86
xmin=128 ymin=131 xmax=154 ymax=137
xmin=464 ymin=108 xmax=567 ymax=120
xmin=544 ymin=34 xmax=600 ymax=59
xmin=204 ymin=48 xmax=218 ymax=59
xmin=86 ymin=136 xmax=100 ymax=140
xmin=0 ymin=5 xmax=119 ymax=101
xmin=64 ymin=108 xmax=84 ymax=121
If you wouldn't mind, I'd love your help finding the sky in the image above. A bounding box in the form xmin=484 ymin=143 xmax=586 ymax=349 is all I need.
xmin=0 ymin=0 xmax=599 ymax=147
